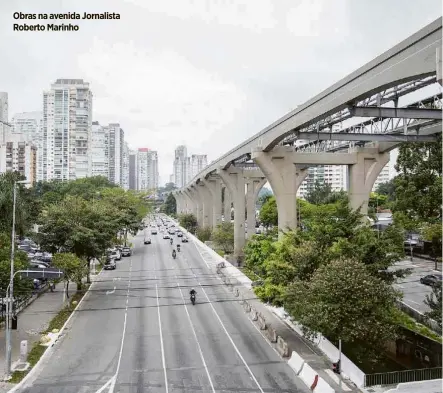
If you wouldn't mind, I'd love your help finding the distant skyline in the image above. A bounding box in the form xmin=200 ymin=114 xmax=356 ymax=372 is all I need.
xmin=1 ymin=0 xmax=441 ymax=185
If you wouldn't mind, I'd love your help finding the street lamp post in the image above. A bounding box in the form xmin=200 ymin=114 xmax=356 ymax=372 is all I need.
xmin=5 ymin=180 xmax=30 ymax=379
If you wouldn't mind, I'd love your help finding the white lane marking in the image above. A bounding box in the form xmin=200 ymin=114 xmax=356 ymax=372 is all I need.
xmin=197 ymin=281 xmax=264 ymax=393
xmin=95 ymin=254 xmax=133 ymax=393
xmin=176 ymin=280 xmax=216 ymax=392
xmin=156 ymin=280 xmax=169 ymax=393
xmin=106 ymin=286 xmax=116 ymax=295
xmin=324 ymin=369 xmax=352 ymax=390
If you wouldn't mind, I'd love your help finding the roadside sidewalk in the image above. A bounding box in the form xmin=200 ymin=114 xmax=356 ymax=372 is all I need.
xmin=0 ymin=285 xmax=68 ymax=392
xmin=187 ymin=232 xmax=361 ymax=393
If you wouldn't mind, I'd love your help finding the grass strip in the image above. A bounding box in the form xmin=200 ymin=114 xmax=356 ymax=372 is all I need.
xmin=10 ymin=287 xmax=88 ymax=384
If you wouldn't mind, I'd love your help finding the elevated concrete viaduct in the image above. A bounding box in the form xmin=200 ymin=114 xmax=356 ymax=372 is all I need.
xmin=173 ymin=18 xmax=442 ymax=262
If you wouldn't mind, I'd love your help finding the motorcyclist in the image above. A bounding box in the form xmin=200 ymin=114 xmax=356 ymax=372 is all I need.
xmin=172 ymin=249 xmax=176 ymax=259
xmin=189 ymin=288 xmax=196 ymax=297
xmin=170 ymin=238 xmax=173 ymax=245
xmin=177 ymin=244 xmax=180 ymax=252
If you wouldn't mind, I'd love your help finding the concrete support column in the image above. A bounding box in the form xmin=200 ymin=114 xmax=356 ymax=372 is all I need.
xmin=218 ymin=168 xmax=246 ymax=262
xmin=348 ymin=146 xmax=390 ymax=215
xmin=223 ymin=187 xmax=232 ymax=221
xmin=176 ymin=193 xmax=184 ymax=214
xmin=183 ymin=189 xmax=194 ymax=214
xmin=197 ymin=183 xmax=213 ymax=229
xmin=246 ymin=178 xmax=267 ymax=239
xmin=189 ymin=187 xmax=203 ymax=225
xmin=252 ymin=147 xmax=309 ymax=239
xmin=437 ymin=46 xmax=442 ymax=86
xmin=202 ymin=178 xmax=222 ymax=230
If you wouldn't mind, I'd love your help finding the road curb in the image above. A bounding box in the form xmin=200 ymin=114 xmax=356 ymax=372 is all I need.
xmin=7 ymin=270 xmax=104 ymax=393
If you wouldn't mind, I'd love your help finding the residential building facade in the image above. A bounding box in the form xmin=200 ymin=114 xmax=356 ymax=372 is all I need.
xmin=128 ymin=150 xmax=137 ymax=190
xmin=0 ymin=138 xmax=37 ymax=184
xmin=137 ymin=148 xmax=159 ymax=191
xmin=90 ymin=121 xmax=109 ymax=178
xmin=42 ymin=79 xmax=93 ymax=181
xmin=107 ymin=123 xmax=124 ymax=186
xmin=190 ymin=154 xmax=207 ymax=178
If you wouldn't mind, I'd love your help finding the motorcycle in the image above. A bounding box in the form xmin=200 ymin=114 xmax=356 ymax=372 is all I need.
xmin=49 ymin=281 xmax=55 ymax=292
xmin=170 ymin=238 xmax=173 ymax=245
xmin=177 ymin=245 xmax=180 ymax=252
xmin=172 ymin=250 xmax=176 ymax=259
xmin=190 ymin=293 xmax=196 ymax=305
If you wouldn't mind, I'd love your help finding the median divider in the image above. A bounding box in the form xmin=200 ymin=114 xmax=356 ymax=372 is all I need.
xmin=256 ymin=313 xmax=267 ymax=330
xmin=288 ymin=351 xmax=305 ymax=375
xmin=315 ymin=377 xmax=335 ymax=393
xmin=276 ymin=336 xmax=290 ymax=357
xmin=300 ymin=362 xmax=318 ymax=389
xmin=264 ymin=325 xmax=277 ymax=343
xmin=249 ymin=307 xmax=258 ymax=321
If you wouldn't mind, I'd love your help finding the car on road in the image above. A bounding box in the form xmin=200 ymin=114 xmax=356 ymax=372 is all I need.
xmin=121 ymin=247 xmax=132 ymax=257
xmin=104 ymin=259 xmax=116 ymax=270
xmin=163 ymin=233 xmax=170 ymax=239
xmin=176 ymin=231 xmax=183 ymax=237
xmin=151 ymin=229 xmax=158 ymax=235
xmin=420 ymin=274 xmax=442 ymax=286
xmin=182 ymin=236 xmax=188 ymax=243
xmin=144 ymin=238 xmax=151 ymax=245
xmin=110 ymin=249 xmax=121 ymax=261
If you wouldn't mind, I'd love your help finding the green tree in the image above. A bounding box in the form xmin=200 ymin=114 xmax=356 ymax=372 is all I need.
xmin=244 ymin=232 xmax=276 ymax=278
xmin=260 ymin=196 xmax=278 ymax=227
xmin=0 ymin=232 xmax=33 ymax=301
xmin=196 ymin=227 xmax=212 ymax=242
xmin=212 ymin=222 xmax=234 ymax=254
xmin=376 ymin=179 xmax=396 ymax=199
xmin=393 ymin=136 xmax=442 ymax=222
xmin=0 ymin=171 xmax=38 ymax=237
xmin=421 ymin=222 xmax=442 ymax=261
xmin=163 ymin=193 xmax=177 ymax=215
xmin=285 ymin=258 xmax=399 ymax=361
xmin=52 ymin=253 xmax=87 ymax=297
xmin=305 ymin=180 xmax=347 ymax=205
xmin=424 ymin=282 xmax=442 ymax=328
xmin=178 ymin=213 xmax=198 ymax=233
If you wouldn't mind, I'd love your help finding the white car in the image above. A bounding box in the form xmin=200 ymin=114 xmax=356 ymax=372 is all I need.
xmin=163 ymin=233 xmax=170 ymax=239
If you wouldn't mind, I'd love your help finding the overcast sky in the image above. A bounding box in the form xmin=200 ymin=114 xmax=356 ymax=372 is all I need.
xmin=0 ymin=0 xmax=441 ymax=185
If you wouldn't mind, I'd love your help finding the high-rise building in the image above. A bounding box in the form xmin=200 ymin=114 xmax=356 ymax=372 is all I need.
xmin=42 ymin=79 xmax=93 ymax=181
xmin=129 ymin=150 xmax=137 ymax=190
xmin=190 ymin=154 xmax=208 ymax=178
xmin=137 ymin=148 xmax=159 ymax=191
xmin=90 ymin=121 xmax=109 ymax=178
xmin=297 ymin=165 xmax=347 ymax=199
xmin=106 ymin=123 xmax=124 ymax=186
xmin=11 ymin=111 xmax=43 ymax=181
xmin=173 ymin=145 xmax=192 ymax=188
xmin=0 ymin=92 xmax=8 ymax=122
xmin=0 ymin=137 xmax=37 ymax=184
xmin=121 ymin=142 xmax=129 ymax=190
xmin=169 ymin=174 xmax=174 ymax=185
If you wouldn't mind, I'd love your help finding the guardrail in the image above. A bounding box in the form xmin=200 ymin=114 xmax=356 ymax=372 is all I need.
xmin=364 ymin=367 xmax=442 ymax=387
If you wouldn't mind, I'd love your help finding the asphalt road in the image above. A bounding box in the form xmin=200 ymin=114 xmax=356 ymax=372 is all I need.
xmin=392 ymin=257 xmax=441 ymax=314
xmin=17 ymin=228 xmax=309 ymax=392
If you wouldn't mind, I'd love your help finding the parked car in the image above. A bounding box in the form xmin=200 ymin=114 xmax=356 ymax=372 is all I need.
xmin=144 ymin=238 xmax=151 ymax=245
xmin=420 ymin=274 xmax=442 ymax=286
xmin=111 ymin=249 xmax=121 ymax=261
xmin=182 ymin=236 xmax=189 ymax=243
xmin=104 ymin=259 xmax=116 ymax=270
xmin=121 ymin=247 xmax=132 ymax=256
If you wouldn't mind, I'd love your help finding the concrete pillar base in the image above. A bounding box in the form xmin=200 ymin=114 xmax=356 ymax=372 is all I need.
xmin=252 ymin=147 xmax=309 ymax=239
xmin=218 ymin=168 xmax=246 ymax=261
xmin=246 ymin=178 xmax=267 ymax=239
xmin=202 ymin=178 xmax=222 ymax=230
xmin=348 ymin=146 xmax=390 ymax=215
xmin=197 ymin=183 xmax=213 ymax=229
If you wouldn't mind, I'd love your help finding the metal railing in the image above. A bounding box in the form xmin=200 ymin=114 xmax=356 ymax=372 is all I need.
xmin=364 ymin=367 xmax=442 ymax=387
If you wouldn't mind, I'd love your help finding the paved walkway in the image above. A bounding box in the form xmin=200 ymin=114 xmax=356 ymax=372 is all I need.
xmin=0 ymin=284 xmax=71 ymax=392
xmin=190 ymin=234 xmax=361 ymax=393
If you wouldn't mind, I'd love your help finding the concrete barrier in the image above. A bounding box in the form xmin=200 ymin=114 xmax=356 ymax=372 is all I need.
xmin=257 ymin=313 xmax=267 ymax=330
xmin=276 ymin=336 xmax=290 ymax=357
xmin=264 ymin=325 xmax=277 ymax=342
xmin=288 ymin=351 xmax=305 ymax=375
xmin=234 ymin=288 xmax=239 ymax=297
xmin=314 ymin=377 xmax=335 ymax=393
xmin=249 ymin=307 xmax=258 ymax=320
xmin=243 ymin=301 xmax=251 ymax=313
xmin=216 ymin=262 xmax=225 ymax=269
xmin=300 ymin=363 xmax=318 ymax=389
